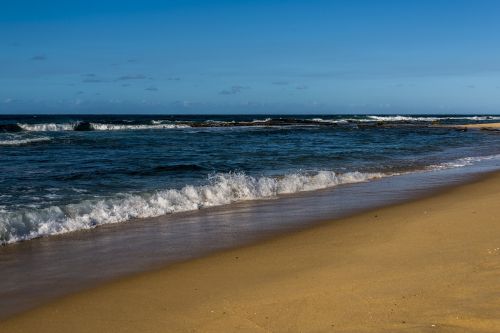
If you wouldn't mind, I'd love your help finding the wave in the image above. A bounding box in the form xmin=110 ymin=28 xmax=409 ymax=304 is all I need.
xmin=19 ymin=123 xmax=75 ymax=131
xmin=367 ymin=115 xmax=440 ymax=122
xmin=3 ymin=150 xmax=500 ymax=244
xmin=251 ymin=118 xmax=272 ymax=123
xmin=7 ymin=115 xmax=500 ymax=133
xmin=366 ymin=115 xmax=500 ymax=122
xmin=16 ymin=122 xmax=189 ymax=131
xmin=310 ymin=118 xmax=349 ymax=124
xmin=427 ymin=154 xmax=500 ymax=171
xmin=0 ymin=136 xmax=51 ymax=146
xmin=308 ymin=116 xmax=435 ymax=123
xmin=89 ymin=123 xmax=190 ymax=130
xmin=309 ymin=115 xmax=500 ymax=123
xmin=449 ymin=116 xmax=500 ymax=121
xmin=0 ymin=170 xmax=384 ymax=244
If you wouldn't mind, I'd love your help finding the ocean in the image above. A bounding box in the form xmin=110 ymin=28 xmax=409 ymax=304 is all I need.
xmin=2 ymin=114 xmax=500 ymax=245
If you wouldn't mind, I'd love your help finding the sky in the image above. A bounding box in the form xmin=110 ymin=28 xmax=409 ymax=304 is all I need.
xmin=1 ymin=0 xmax=500 ymax=114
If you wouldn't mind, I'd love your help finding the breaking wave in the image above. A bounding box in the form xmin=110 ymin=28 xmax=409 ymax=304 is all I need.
xmin=366 ymin=115 xmax=500 ymax=122
xmin=19 ymin=123 xmax=75 ymax=131
xmin=17 ymin=122 xmax=189 ymax=131
xmin=251 ymin=118 xmax=272 ymax=123
xmin=0 ymin=136 xmax=51 ymax=146
xmin=367 ymin=115 xmax=440 ymax=122
xmin=310 ymin=118 xmax=349 ymax=124
xmin=310 ymin=115 xmax=500 ymax=123
xmin=0 ymin=170 xmax=384 ymax=244
xmin=6 ymin=115 xmax=500 ymax=133
xmin=89 ymin=123 xmax=189 ymax=130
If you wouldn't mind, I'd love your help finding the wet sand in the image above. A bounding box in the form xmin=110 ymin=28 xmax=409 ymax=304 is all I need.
xmin=1 ymin=172 xmax=500 ymax=332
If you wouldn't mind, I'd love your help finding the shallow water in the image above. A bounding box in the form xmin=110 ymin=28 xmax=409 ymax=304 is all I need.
xmin=2 ymin=114 xmax=500 ymax=243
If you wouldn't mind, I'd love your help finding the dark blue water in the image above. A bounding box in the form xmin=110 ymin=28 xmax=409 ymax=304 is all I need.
xmin=1 ymin=114 xmax=500 ymax=244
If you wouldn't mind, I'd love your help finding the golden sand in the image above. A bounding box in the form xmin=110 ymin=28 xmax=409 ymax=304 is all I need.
xmin=2 ymin=173 xmax=500 ymax=332
xmin=451 ymin=122 xmax=500 ymax=130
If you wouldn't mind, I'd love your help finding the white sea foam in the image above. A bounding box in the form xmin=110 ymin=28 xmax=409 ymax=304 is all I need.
xmin=310 ymin=118 xmax=349 ymax=124
xmin=0 ymin=136 xmax=51 ymax=146
xmin=251 ymin=118 xmax=272 ymax=123
xmin=0 ymin=170 xmax=384 ymax=244
xmin=19 ymin=123 xmax=75 ymax=131
xmin=17 ymin=122 xmax=189 ymax=131
xmin=454 ymin=116 xmax=500 ymax=121
xmin=367 ymin=115 xmax=440 ymax=122
xmin=309 ymin=116 xmax=432 ymax=123
xmin=89 ymin=123 xmax=189 ymax=130
xmin=151 ymin=120 xmax=169 ymax=124
xmin=427 ymin=154 xmax=500 ymax=171
xmin=310 ymin=116 xmax=500 ymax=123
xmin=367 ymin=115 xmax=500 ymax=122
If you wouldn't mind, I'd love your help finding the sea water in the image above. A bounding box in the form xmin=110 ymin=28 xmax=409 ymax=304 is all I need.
xmin=2 ymin=114 xmax=500 ymax=244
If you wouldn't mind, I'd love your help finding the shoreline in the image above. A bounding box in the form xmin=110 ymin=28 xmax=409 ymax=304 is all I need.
xmin=2 ymin=171 xmax=500 ymax=332
xmin=1 ymin=162 xmax=498 ymax=320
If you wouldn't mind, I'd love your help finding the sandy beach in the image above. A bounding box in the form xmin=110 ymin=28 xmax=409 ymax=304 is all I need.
xmin=449 ymin=122 xmax=500 ymax=130
xmin=1 ymin=172 xmax=500 ymax=332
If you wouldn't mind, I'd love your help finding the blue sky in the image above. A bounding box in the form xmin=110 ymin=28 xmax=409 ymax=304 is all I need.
xmin=1 ymin=0 xmax=500 ymax=114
